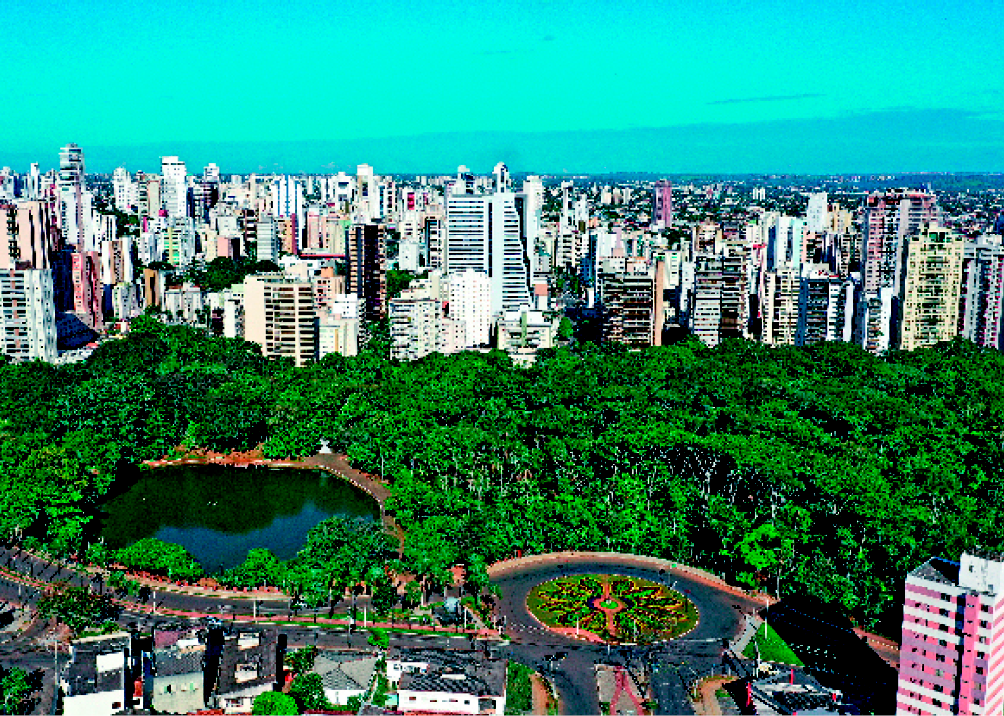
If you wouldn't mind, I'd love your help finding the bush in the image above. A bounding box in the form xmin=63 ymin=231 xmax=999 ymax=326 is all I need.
xmin=251 ymin=690 xmax=298 ymax=715
xmin=115 ymin=538 xmax=203 ymax=581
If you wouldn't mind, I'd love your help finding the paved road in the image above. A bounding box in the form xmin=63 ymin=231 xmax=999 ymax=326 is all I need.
xmin=0 ymin=544 xmax=797 ymax=715
xmin=491 ymin=557 xmax=766 ymax=715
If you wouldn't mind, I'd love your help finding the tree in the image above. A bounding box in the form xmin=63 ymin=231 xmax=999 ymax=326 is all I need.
xmin=251 ymin=690 xmax=298 ymax=715
xmin=288 ymin=673 xmax=333 ymax=712
xmin=285 ymin=646 xmax=317 ymax=676
xmin=557 ymin=316 xmax=574 ymax=342
xmin=370 ymin=577 xmax=398 ymax=615
xmin=0 ymin=666 xmax=34 ymax=715
xmin=37 ymin=585 xmax=118 ymax=634
xmin=115 ymin=538 xmax=203 ymax=581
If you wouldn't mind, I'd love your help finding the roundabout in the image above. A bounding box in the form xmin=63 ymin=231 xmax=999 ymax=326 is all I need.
xmin=526 ymin=573 xmax=699 ymax=644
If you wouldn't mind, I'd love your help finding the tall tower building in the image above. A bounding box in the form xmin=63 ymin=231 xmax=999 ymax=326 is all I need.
xmin=898 ymin=223 xmax=964 ymax=351
xmin=449 ymin=267 xmax=491 ymax=348
xmin=806 ymin=192 xmax=828 ymax=233
xmin=256 ymin=215 xmax=280 ymax=264
xmin=347 ymin=223 xmax=386 ymax=322
xmin=58 ymin=143 xmax=86 ymax=246
xmin=897 ymin=552 xmax=1004 ymax=715
xmin=160 ymin=156 xmax=188 ymax=218
xmin=444 ymin=192 xmax=532 ymax=316
xmin=243 ymin=274 xmax=317 ymax=366
xmin=958 ymin=238 xmax=1004 ymax=350
xmin=652 ymin=180 xmax=673 ymax=230
xmin=859 ymin=189 xmax=940 ymax=352
xmin=598 ymin=257 xmax=655 ymax=347
xmin=762 ymin=268 xmax=800 ymax=346
xmin=0 ymin=269 xmax=57 ymax=362
xmin=795 ymin=266 xmax=855 ymax=345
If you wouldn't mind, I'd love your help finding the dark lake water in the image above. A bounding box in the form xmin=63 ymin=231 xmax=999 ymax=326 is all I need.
xmin=97 ymin=464 xmax=378 ymax=571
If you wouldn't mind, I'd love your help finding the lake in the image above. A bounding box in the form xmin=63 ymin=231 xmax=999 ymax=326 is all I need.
xmin=97 ymin=463 xmax=378 ymax=571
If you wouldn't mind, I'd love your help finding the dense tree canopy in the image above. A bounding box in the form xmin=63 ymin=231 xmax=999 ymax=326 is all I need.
xmin=3 ymin=317 xmax=1004 ymax=635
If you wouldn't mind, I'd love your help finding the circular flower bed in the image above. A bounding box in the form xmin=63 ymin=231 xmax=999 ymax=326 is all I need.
xmin=526 ymin=573 xmax=698 ymax=643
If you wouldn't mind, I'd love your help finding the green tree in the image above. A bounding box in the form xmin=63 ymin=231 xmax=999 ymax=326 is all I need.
xmin=285 ymin=646 xmax=317 ymax=676
xmin=37 ymin=585 xmax=117 ymax=634
xmin=288 ymin=673 xmax=333 ymax=712
xmin=115 ymin=538 xmax=203 ymax=581
xmin=251 ymin=690 xmax=298 ymax=715
xmin=0 ymin=666 xmax=34 ymax=715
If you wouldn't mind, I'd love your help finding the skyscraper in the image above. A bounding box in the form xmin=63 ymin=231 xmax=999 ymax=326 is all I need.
xmin=347 ymin=223 xmax=386 ymax=322
xmin=958 ymin=238 xmax=1004 ymax=350
xmin=652 ymin=180 xmax=673 ymax=230
xmin=859 ymin=189 xmax=940 ymax=352
xmin=160 ymin=156 xmax=188 ymax=218
xmin=0 ymin=268 xmax=57 ymax=362
xmin=58 ymin=143 xmax=85 ymax=246
xmin=243 ymin=274 xmax=317 ymax=367
xmin=898 ymin=223 xmax=964 ymax=351
xmin=896 ymin=552 xmax=1004 ymax=715
xmin=444 ymin=191 xmax=532 ymax=316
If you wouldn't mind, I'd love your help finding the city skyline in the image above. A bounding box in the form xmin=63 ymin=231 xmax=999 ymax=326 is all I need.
xmin=5 ymin=0 xmax=1003 ymax=172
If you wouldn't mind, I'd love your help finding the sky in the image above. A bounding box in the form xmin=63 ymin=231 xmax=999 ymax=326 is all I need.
xmin=3 ymin=0 xmax=1003 ymax=173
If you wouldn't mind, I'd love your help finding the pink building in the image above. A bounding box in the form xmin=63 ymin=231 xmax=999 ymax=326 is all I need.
xmin=652 ymin=180 xmax=672 ymax=229
xmin=897 ymin=553 xmax=1004 ymax=715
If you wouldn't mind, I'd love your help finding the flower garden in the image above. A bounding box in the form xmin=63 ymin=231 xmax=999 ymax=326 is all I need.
xmin=526 ymin=573 xmax=699 ymax=644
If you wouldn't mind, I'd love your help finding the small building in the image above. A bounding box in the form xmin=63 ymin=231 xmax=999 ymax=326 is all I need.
xmin=60 ymin=632 xmax=132 ymax=716
xmin=387 ymin=647 xmax=507 ymax=716
xmin=314 ymin=652 xmax=380 ymax=706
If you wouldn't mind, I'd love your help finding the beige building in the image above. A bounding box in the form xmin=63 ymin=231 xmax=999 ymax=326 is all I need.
xmin=898 ymin=222 xmax=964 ymax=351
xmin=762 ymin=268 xmax=800 ymax=346
xmin=243 ymin=273 xmax=316 ymax=366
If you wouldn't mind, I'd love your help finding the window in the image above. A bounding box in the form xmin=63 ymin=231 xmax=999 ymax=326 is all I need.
xmin=980 ymin=620 xmax=989 ymax=628
xmin=981 ymin=605 xmax=990 ymax=612
xmin=977 ymin=666 xmax=985 ymax=675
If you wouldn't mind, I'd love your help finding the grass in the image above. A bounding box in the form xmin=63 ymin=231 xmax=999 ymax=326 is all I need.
xmin=742 ymin=622 xmax=803 ymax=666
xmin=504 ymin=662 xmax=534 ymax=714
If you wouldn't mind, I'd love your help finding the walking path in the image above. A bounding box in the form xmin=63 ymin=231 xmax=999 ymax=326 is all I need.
xmin=730 ymin=612 xmax=761 ymax=655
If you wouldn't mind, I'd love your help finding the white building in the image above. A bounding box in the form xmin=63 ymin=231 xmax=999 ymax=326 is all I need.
xmin=445 ymin=192 xmax=532 ymax=316
xmin=449 ymin=268 xmax=491 ymax=348
xmin=0 ymin=268 xmax=57 ymax=362
xmin=160 ymin=156 xmax=188 ymax=219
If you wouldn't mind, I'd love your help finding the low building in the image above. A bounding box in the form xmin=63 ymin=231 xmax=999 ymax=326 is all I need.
xmin=314 ymin=652 xmax=380 ymax=706
xmin=387 ymin=647 xmax=507 ymax=716
xmin=61 ymin=632 xmax=132 ymax=716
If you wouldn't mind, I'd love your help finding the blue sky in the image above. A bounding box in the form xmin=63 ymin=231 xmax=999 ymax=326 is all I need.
xmin=4 ymin=0 xmax=1003 ymax=173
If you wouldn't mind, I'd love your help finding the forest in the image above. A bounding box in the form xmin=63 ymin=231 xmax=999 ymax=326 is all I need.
xmin=1 ymin=313 xmax=1001 ymax=637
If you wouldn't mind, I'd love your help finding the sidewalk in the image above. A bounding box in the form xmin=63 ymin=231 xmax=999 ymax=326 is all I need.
xmin=729 ymin=612 xmax=761 ymax=655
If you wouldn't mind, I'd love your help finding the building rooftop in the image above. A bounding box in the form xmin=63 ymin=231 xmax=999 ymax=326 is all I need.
xmin=910 ymin=556 xmax=960 ymax=586
xmin=393 ymin=649 xmax=506 ymax=698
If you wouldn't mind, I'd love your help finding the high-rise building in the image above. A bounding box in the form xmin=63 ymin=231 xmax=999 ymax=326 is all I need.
xmin=449 ymin=267 xmax=491 ymax=347
xmin=58 ymin=143 xmax=86 ymax=246
xmin=0 ymin=200 xmax=56 ymax=270
xmin=806 ymin=192 xmax=828 ymax=233
xmin=160 ymin=156 xmax=188 ymax=218
xmin=0 ymin=268 xmax=57 ymax=362
xmin=896 ymin=552 xmax=1004 ymax=715
xmin=762 ymin=268 xmax=800 ymax=346
xmin=598 ymin=257 xmax=655 ymax=347
xmin=112 ymin=167 xmax=136 ymax=213
xmin=898 ymin=223 xmax=964 ymax=351
xmin=958 ymin=238 xmax=1004 ymax=350
xmin=243 ymin=274 xmax=317 ymax=366
xmin=795 ymin=265 xmax=855 ymax=345
xmin=347 ymin=223 xmax=386 ymax=322
xmin=859 ymin=190 xmax=940 ymax=352
xmin=652 ymin=180 xmax=673 ymax=230
xmin=256 ymin=215 xmax=280 ymax=264
xmin=690 ymin=255 xmax=723 ymax=347
xmin=444 ymin=191 xmax=532 ymax=316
